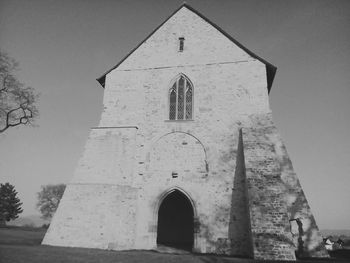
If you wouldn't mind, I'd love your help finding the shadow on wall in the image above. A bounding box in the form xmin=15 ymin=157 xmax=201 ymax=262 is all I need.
xmin=286 ymin=187 xmax=329 ymax=258
xmin=268 ymin=114 xmax=329 ymax=259
xmin=238 ymin=112 xmax=327 ymax=260
xmin=228 ymin=129 xmax=254 ymax=257
xmin=189 ymin=128 xmax=254 ymax=257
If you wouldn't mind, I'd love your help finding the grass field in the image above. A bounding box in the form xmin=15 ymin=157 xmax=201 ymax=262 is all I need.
xmin=1 ymin=226 xmax=349 ymax=263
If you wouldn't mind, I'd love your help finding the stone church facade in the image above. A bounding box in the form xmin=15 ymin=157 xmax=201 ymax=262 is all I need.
xmin=43 ymin=4 xmax=328 ymax=261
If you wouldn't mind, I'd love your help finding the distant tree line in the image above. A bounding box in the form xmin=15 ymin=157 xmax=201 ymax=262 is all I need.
xmin=0 ymin=182 xmax=66 ymax=226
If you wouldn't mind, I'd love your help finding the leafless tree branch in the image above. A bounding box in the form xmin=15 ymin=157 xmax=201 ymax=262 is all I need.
xmin=0 ymin=50 xmax=39 ymax=133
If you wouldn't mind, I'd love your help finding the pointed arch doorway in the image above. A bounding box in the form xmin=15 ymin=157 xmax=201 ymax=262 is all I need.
xmin=156 ymin=190 xmax=194 ymax=251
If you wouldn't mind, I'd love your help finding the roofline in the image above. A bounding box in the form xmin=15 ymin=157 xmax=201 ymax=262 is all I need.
xmin=96 ymin=4 xmax=187 ymax=88
xmin=96 ymin=3 xmax=277 ymax=93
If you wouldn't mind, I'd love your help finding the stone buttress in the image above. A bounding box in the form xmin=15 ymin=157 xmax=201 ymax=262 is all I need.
xmin=42 ymin=127 xmax=139 ymax=249
xmin=239 ymin=113 xmax=328 ymax=260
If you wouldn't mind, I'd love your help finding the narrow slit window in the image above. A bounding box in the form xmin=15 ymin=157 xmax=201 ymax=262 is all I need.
xmin=179 ymin=37 xmax=185 ymax=52
xmin=168 ymin=75 xmax=193 ymax=120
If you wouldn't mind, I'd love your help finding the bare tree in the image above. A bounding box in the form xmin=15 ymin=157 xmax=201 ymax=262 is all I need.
xmin=0 ymin=50 xmax=39 ymax=133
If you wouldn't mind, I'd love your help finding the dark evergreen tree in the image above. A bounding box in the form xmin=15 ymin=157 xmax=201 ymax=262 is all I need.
xmin=0 ymin=182 xmax=23 ymax=225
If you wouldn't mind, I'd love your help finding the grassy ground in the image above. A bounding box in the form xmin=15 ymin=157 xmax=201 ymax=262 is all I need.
xmin=0 ymin=226 xmax=349 ymax=263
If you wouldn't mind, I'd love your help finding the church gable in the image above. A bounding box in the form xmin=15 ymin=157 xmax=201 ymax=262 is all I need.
xmin=98 ymin=4 xmax=276 ymax=92
xmin=114 ymin=6 xmax=250 ymax=70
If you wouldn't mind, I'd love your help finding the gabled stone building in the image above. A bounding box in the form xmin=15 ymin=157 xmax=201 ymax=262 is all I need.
xmin=43 ymin=4 xmax=328 ymax=261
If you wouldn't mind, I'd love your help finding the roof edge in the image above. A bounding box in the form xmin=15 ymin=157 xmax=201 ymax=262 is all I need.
xmin=96 ymin=3 xmax=277 ymax=93
xmin=96 ymin=3 xmax=187 ymax=87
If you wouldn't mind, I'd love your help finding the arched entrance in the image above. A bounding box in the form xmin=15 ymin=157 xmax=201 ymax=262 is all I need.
xmin=157 ymin=190 xmax=194 ymax=251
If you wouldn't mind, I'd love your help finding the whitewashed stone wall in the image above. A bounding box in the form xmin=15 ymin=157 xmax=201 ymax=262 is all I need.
xmin=43 ymin=5 xmax=327 ymax=260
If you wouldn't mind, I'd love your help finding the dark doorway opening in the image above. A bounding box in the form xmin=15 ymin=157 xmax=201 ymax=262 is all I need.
xmin=157 ymin=190 xmax=194 ymax=251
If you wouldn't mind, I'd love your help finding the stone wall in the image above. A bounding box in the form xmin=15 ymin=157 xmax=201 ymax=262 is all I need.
xmin=92 ymin=6 xmax=269 ymax=254
xmin=42 ymin=127 xmax=139 ymax=249
xmin=42 ymin=184 xmax=138 ymax=249
xmin=241 ymin=113 xmax=328 ymax=260
xmin=43 ymin=5 xmax=328 ymax=260
xmin=274 ymin=126 xmax=329 ymax=258
xmin=242 ymin=114 xmax=296 ymax=260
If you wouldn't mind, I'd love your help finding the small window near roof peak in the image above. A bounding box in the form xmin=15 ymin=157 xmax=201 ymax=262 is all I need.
xmin=179 ymin=37 xmax=185 ymax=52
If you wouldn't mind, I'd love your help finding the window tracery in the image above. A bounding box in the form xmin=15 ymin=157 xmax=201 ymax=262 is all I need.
xmin=169 ymin=75 xmax=193 ymax=120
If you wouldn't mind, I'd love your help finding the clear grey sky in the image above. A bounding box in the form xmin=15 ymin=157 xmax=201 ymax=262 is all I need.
xmin=0 ymin=0 xmax=349 ymax=229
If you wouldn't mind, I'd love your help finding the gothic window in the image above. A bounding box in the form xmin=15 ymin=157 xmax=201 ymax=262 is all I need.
xmin=169 ymin=75 xmax=193 ymax=120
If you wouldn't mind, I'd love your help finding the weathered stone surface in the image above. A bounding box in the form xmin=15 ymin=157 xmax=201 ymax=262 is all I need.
xmin=43 ymin=4 xmax=328 ymax=261
xmin=241 ymin=113 xmax=328 ymax=259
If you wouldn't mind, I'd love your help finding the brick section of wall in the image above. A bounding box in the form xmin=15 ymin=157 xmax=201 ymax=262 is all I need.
xmin=274 ymin=128 xmax=329 ymax=258
xmin=242 ymin=113 xmax=296 ymax=261
xmin=242 ymin=112 xmax=328 ymax=260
